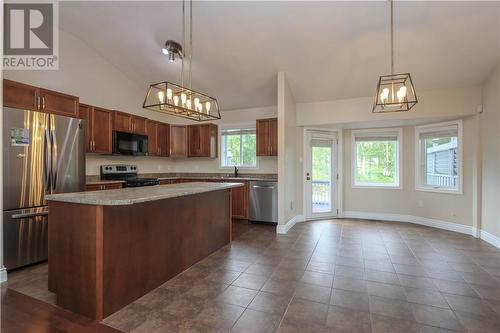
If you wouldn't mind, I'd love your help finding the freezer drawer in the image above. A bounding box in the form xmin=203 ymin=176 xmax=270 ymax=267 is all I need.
xmin=3 ymin=207 xmax=48 ymax=270
xmin=249 ymin=181 xmax=278 ymax=223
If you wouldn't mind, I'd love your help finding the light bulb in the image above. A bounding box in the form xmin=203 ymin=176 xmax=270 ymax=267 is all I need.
xmin=380 ymin=88 xmax=390 ymax=103
xmin=181 ymin=93 xmax=187 ymax=105
xmin=186 ymin=99 xmax=192 ymax=109
xmin=205 ymin=101 xmax=211 ymax=114
xmin=194 ymin=97 xmax=200 ymax=107
xmin=173 ymin=95 xmax=179 ymax=106
xmin=397 ymin=86 xmax=407 ymax=102
xmin=168 ymin=53 xmax=175 ymax=62
xmin=157 ymin=91 xmax=165 ymax=103
xmin=166 ymin=88 xmax=173 ymax=101
xmin=162 ymin=48 xmax=169 ymax=55
xmin=197 ymin=104 xmax=203 ymax=112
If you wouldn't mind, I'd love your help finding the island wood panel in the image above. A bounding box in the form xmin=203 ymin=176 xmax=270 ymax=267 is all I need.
xmin=48 ymin=189 xmax=232 ymax=320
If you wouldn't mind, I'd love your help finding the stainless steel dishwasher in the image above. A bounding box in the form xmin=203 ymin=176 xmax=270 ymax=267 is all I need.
xmin=249 ymin=181 xmax=278 ymax=224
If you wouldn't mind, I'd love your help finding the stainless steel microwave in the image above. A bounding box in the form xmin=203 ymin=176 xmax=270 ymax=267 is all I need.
xmin=113 ymin=131 xmax=148 ymax=156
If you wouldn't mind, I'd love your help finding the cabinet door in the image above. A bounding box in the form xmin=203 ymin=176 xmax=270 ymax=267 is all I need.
xmin=92 ymin=107 xmax=113 ymax=154
xmin=256 ymin=119 xmax=270 ymax=156
xmin=188 ymin=125 xmax=201 ymax=157
xmin=269 ymin=118 xmax=278 ymax=156
xmin=158 ymin=123 xmax=170 ymax=157
xmin=170 ymin=125 xmax=187 ymax=158
xmin=39 ymin=88 xmax=79 ymax=117
xmin=85 ymin=184 xmax=103 ymax=192
xmin=231 ymin=181 xmax=248 ymax=219
xmin=3 ymin=79 xmax=39 ymax=111
xmin=133 ymin=116 xmax=148 ymax=135
xmin=78 ymin=104 xmax=93 ymax=152
xmin=147 ymin=121 xmax=159 ymax=156
xmin=113 ymin=111 xmax=133 ymax=133
xmin=104 ymin=183 xmax=123 ymax=190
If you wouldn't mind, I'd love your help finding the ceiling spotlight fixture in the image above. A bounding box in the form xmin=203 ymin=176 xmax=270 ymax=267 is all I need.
xmin=143 ymin=0 xmax=220 ymax=121
xmin=372 ymin=0 xmax=417 ymax=113
xmin=161 ymin=40 xmax=183 ymax=63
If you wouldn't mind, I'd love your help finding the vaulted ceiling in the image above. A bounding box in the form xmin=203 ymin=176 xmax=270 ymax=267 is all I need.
xmin=60 ymin=1 xmax=500 ymax=110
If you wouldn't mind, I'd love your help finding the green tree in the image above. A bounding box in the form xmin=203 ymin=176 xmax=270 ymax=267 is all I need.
xmin=355 ymin=141 xmax=396 ymax=184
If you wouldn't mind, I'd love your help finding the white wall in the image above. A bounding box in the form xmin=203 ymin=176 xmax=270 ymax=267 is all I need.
xmin=0 ymin=1 xmax=6 ymax=283
xmin=296 ymin=86 xmax=482 ymax=127
xmin=277 ymin=72 xmax=302 ymax=225
xmin=480 ymin=62 xmax=500 ymax=238
xmin=5 ymin=30 xmax=277 ymax=176
xmin=343 ymin=118 xmax=476 ymax=227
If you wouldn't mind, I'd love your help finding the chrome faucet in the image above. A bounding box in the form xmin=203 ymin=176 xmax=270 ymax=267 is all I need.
xmin=234 ymin=166 xmax=239 ymax=178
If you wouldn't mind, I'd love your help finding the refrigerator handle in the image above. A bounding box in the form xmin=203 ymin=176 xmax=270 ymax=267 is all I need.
xmin=51 ymin=130 xmax=58 ymax=191
xmin=44 ymin=129 xmax=52 ymax=192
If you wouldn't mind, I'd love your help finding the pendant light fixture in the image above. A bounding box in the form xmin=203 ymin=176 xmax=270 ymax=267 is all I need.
xmin=143 ymin=0 xmax=221 ymax=121
xmin=372 ymin=0 xmax=417 ymax=113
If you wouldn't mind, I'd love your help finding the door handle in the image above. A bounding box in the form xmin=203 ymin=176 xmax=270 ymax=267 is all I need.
xmin=306 ymin=172 xmax=311 ymax=181
xmin=51 ymin=130 xmax=58 ymax=191
xmin=44 ymin=130 xmax=51 ymax=191
xmin=252 ymin=185 xmax=275 ymax=189
xmin=12 ymin=210 xmax=49 ymax=219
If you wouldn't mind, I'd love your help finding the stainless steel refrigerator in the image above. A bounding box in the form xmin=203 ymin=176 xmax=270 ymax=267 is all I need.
xmin=3 ymin=107 xmax=85 ymax=270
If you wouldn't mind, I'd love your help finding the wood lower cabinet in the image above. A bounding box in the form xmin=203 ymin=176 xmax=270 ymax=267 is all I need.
xmin=170 ymin=125 xmax=188 ymax=158
xmin=188 ymin=124 xmax=218 ymax=158
xmin=85 ymin=183 xmax=123 ymax=191
xmin=114 ymin=111 xmax=148 ymax=135
xmin=4 ymin=79 xmax=79 ymax=117
xmin=3 ymin=79 xmax=39 ymax=111
xmin=79 ymin=104 xmax=113 ymax=154
xmin=229 ymin=180 xmax=248 ymax=219
xmin=256 ymin=118 xmax=278 ymax=156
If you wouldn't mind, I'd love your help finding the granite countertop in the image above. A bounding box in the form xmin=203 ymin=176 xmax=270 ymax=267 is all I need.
xmin=46 ymin=182 xmax=243 ymax=206
xmin=154 ymin=176 xmax=277 ymax=182
xmin=86 ymin=173 xmax=277 ymax=184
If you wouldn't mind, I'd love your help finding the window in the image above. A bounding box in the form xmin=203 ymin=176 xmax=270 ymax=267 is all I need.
xmin=220 ymin=127 xmax=257 ymax=168
xmin=415 ymin=120 xmax=462 ymax=194
xmin=352 ymin=129 xmax=402 ymax=188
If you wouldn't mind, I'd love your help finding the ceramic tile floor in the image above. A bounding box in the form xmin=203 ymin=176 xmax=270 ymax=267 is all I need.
xmin=8 ymin=219 xmax=500 ymax=333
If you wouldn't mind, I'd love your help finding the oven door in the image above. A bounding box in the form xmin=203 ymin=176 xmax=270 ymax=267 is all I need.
xmin=113 ymin=131 xmax=148 ymax=156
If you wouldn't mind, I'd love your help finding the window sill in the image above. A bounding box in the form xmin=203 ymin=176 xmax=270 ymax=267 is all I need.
xmin=219 ymin=166 xmax=258 ymax=170
xmin=352 ymin=184 xmax=401 ymax=190
xmin=415 ymin=187 xmax=463 ymax=195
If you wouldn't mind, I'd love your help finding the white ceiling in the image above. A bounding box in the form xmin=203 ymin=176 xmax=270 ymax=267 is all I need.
xmin=60 ymin=1 xmax=500 ymax=111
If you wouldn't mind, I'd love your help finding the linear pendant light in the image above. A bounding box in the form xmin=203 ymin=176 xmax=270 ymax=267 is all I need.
xmin=372 ymin=0 xmax=417 ymax=113
xmin=143 ymin=0 xmax=221 ymax=121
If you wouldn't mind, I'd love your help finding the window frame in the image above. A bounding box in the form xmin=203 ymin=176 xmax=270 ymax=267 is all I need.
xmin=219 ymin=124 xmax=259 ymax=169
xmin=415 ymin=120 xmax=463 ymax=195
xmin=351 ymin=128 xmax=403 ymax=189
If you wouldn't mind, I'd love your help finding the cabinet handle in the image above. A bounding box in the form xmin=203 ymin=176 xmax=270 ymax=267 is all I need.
xmin=42 ymin=96 xmax=45 ymax=110
xmin=92 ymin=141 xmax=95 ymax=151
xmin=37 ymin=96 xmax=41 ymax=110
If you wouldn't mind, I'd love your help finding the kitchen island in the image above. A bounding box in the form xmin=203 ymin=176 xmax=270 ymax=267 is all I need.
xmin=46 ymin=182 xmax=242 ymax=320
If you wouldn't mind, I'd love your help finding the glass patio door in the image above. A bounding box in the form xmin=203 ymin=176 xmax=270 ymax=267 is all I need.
xmin=304 ymin=131 xmax=338 ymax=219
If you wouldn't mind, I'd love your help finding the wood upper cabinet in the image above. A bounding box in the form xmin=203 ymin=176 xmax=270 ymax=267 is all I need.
xmin=3 ymin=79 xmax=78 ymax=117
xmin=188 ymin=124 xmax=218 ymax=158
xmin=170 ymin=125 xmax=188 ymax=158
xmin=3 ymin=79 xmax=39 ymax=111
xmin=39 ymin=88 xmax=79 ymax=117
xmin=147 ymin=121 xmax=170 ymax=157
xmin=256 ymin=118 xmax=278 ymax=156
xmin=79 ymin=104 xmax=113 ymax=154
xmin=113 ymin=111 xmax=148 ymax=135
xmin=157 ymin=123 xmax=170 ymax=157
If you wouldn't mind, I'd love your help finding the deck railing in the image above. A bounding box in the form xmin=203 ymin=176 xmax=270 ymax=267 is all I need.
xmin=312 ymin=180 xmax=330 ymax=206
xmin=426 ymin=174 xmax=458 ymax=187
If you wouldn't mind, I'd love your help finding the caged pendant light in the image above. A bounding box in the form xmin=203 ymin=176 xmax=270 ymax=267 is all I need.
xmin=372 ymin=0 xmax=417 ymax=113
xmin=143 ymin=0 xmax=221 ymax=121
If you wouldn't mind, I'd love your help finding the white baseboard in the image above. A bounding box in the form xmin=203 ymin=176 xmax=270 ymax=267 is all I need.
xmin=0 ymin=267 xmax=7 ymax=283
xmin=277 ymin=215 xmax=305 ymax=234
xmin=480 ymin=230 xmax=500 ymax=249
xmin=343 ymin=211 xmax=474 ymax=236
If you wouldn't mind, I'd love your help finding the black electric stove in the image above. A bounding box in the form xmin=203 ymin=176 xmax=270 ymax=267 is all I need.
xmin=100 ymin=165 xmax=160 ymax=187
